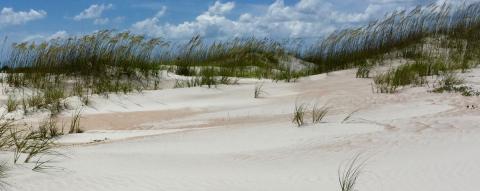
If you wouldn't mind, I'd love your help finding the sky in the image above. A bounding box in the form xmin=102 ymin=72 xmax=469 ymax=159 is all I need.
xmin=0 ymin=0 xmax=477 ymax=43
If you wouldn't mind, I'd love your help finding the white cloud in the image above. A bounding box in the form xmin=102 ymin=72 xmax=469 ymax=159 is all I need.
xmin=47 ymin=30 xmax=68 ymax=40
xmin=155 ymin=6 xmax=167 ymax=18
xmin=130 ymin=0 xmax=362 ymax=39
xmin=113 ymin=16 xmax=125 ymax=24
xmin=94 ymin=18 xmax=109 ymax=25
xmin=74 ymin=4 xmax=113 ymax=21
xmin=207 ymin=1 xmax=235 ymax=15
xmin=0 ymin=7 xmax=47 ymax=28
xmin=22 ymin=30 xmax=69 ymax=42
xmin=131 ymin=1 xmax=237 ymax=39
xmin=22 ymin=34 xmax=44 ymax=42
xmin=131 ymin=0 xmax=474 ymax=40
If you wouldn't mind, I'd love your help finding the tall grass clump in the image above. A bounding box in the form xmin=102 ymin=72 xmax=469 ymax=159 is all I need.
xmin=4 ymin=30 xmax=166 ymax=98
xmin=356 ymin=61 xmax=372 ymax=78
xmin=10 ymin=129 xmax=29 ymax=164
xmin=69 ymin=108 xmax=83 ymax=134
xmin=303 ymin=2 xmax=480 ymax=74
xmin=169 ymin=36 xmax=289 ymax=79
xmin=0 ymin=161 xmax=9 ymax=188
xmin=0 ymin=115 xmax=13 ymax=149
xmin=0 ymin=162 xmax=8 ymax=181
xmin=254 ymin=83 xmax=266 ymax=98
xmin=432 ymin=72 xmax=480 ymax=96
xmin=292 ymin=103 xmax=307 ymax=127
xmin=338 ymin=155 xmax=366 ymax=191
xmin=9 ymin=127 xmax=58 ymax=164
xmin=38 ymin=117 xmax=62 ymax=138
xmin=6 ymin=95 xmax=18 ymax=112
xmin=1 ymin=2 xmax=480 ymax=99
xmin=312 ymin=104 xmax=329 ymax=124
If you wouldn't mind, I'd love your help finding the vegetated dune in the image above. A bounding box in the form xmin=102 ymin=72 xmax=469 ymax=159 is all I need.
xmin=0 ymin=66 xmax=479 ymax=191
xmin=1 ymin=2 xmax=480 ymax=191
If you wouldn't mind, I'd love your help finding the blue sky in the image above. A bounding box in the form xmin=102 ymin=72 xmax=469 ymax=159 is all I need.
xmin=0 ymin=0 xmax=474 ymax=42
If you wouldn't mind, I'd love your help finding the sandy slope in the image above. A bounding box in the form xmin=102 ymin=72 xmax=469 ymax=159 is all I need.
xmin=2 ymin=68 xmax=480 ymax=191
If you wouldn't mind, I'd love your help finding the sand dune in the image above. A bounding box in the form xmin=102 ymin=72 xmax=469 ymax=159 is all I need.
xmin=2 ymin=68 xmax=480 ymax=191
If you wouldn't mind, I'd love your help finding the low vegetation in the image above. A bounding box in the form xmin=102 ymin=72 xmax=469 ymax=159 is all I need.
xmin=293 ymin=102 xmax=330 ymax=127
xmin=6 ymin=95 xmax=18 ymax=113
xmin=0 ymin=2 xmax=477 ymax=188
xmin=338 ymin=155 xmax=366 ymax=191
xmin=38 ymin=118 xmax=62 ymax=138
xmin=0 ymin=114 xmax=61 ymax=172
xmin=312 ymin=104 xmax=329 ymax=124
xmin=292 ymin=103 xmax=307 ymax=127
xmin=0 ymin=3 xmax=477 ymax=120
xmin=254 ymin=83 xmax=266 ymax=98
xmin=69 ymin=108 xmax=83 ymax=134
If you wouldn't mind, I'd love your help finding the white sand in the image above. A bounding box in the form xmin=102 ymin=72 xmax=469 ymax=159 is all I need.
xmin=1 ymin=68 xmax=480 ymax=191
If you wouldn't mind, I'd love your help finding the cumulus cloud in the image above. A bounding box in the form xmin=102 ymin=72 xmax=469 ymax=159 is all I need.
xmin=74 ymin=4 xmax=113 ymax=23
xmin=155 ymin=6 xmax=168 ymax=18
xmin=47 ymin=30 xmax=68 ymax=40
xmin=130 ymin=0 xmax=376 ymax=39
xmin=131 ymin=0 xmax=476 ymax=40
xmin=208 ymin=1 xmax=235 ymax=15
xmin=22 ymin=30 xmax=69 ymax=42
xmin=0 ymin=7 xmax=47 ymax=28
xmin=94 ymin=18 xmax=109 ymax=25
xmin=131 ymin=1 xmax=237 ymax=39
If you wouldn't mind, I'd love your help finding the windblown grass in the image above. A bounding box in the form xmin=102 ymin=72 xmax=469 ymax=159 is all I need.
xmin=254 ymin=83 xmax=266 ymax=98
xmin=303 ymin=2 xmax=480 ymax=73
xmin=312 ymin=104 xmax=329 ymax=124
xmin=0 ymin=2 xmax=479 ymax=108
xmin=338 ymin=155 xmax=366 ymax=191
xmin=38 ymin=117 xmax=62 ymax=138
xmin=292 ymin=103 xmax=307 ymax=127
xmin=6 ymin=95 xmax=18 ymax=113
xmin=69 ymin=108 xmax=83 ymax=134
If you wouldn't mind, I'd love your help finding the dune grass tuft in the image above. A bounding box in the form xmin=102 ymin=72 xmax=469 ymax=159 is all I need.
xmin=69 ymin=108 xmax=83 ymax=134
xmin=292 ymin=103 xmax=307 ymax=127
xmin=254 ymin=83 xmax=266 ymax=98
xmin=6 ymin=95 xmax=18 ymax=113
xmin=312 ymin=104 xmax=329 ymax=124
xmin=338 ymin=155 xmax=366 ymax=191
